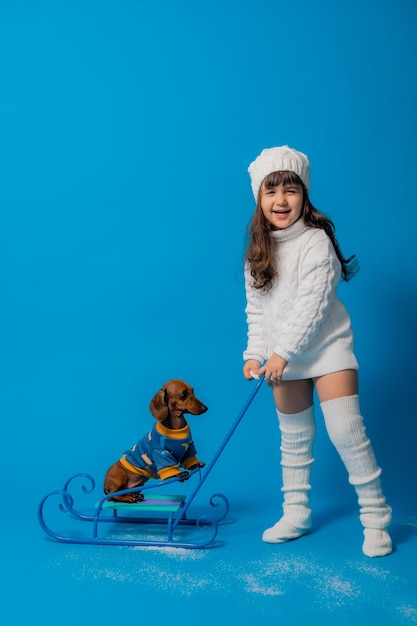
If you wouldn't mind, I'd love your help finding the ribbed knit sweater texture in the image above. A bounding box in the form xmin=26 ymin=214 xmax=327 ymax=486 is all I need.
xmin=243 ymin=219 xmax=359 ymax=380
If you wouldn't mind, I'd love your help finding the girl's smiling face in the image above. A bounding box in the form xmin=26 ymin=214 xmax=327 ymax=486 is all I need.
xmin=260 ymin=180 xmax=304 ymax=230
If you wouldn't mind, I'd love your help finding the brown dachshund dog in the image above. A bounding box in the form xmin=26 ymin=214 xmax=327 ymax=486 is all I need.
xmin=104 ymin=379 xmax=207 ymax=502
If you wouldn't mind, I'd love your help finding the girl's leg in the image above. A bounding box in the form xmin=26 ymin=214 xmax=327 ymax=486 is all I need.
xmin=315 ymin=370 xmax=392 ymax=557
xmin=263 ymin=379 xmax=316 ymax=543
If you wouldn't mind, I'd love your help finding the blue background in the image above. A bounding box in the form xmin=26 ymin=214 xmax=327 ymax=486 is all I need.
xmin=1 ymin=1 xmax=416 ymax=624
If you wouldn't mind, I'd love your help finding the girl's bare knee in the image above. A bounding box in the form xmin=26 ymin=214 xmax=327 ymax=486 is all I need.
xmin=273 ymin=379 xmax=314 ymax=414
xmin=314 ymin=369 xmax=358 ymax=403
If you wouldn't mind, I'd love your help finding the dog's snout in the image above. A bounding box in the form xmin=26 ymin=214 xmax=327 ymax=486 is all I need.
xmin=198 ymin=402 xmax=208 ymax=414
xmin=189 ymin=397 xmax=208 ymax=415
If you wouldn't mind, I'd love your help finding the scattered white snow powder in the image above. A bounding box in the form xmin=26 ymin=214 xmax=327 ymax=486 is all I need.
xmin=397 ymin=605 xmax=417 ymax=624
xmin=45 ymin=529 xmax=416 ymax=621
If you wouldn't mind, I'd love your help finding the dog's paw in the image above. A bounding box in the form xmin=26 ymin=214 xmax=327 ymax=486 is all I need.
xmin=106 ymin=492 xmax=144 ymax=503
xmin=188 ymin=462 xmax=205 ymax=470
xmin=123 ymin=492 xmax=144 ymax=503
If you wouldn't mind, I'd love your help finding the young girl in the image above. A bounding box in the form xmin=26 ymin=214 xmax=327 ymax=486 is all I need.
xmin=243 ymin=145 xmax=392 ymax=557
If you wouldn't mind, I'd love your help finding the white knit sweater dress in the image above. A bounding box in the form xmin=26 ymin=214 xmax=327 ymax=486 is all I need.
xmin=243 ymin=219 xmax=359 ymax=380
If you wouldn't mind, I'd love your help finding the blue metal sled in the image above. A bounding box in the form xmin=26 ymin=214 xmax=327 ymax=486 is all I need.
xmin=38 ymin=376 xmax=264 ymax=549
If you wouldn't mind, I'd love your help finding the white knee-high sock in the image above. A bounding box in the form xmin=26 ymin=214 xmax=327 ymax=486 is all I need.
xmin=320 ymin=395 xmax=392 ymax=557
xmin=262 ymin=405 xmax=315 ymax=544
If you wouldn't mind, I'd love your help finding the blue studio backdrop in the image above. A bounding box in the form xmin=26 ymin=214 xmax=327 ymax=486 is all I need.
xmin=1 ymin=1 xmax=416 ymax=624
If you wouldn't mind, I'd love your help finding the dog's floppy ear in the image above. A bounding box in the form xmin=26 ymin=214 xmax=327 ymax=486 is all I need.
xmin=149 ymin=388 xmax=169 ymax=421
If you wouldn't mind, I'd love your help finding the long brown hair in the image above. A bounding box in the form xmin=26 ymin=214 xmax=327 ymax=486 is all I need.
xmin=245 ymin=171 xmax=358 ymax=292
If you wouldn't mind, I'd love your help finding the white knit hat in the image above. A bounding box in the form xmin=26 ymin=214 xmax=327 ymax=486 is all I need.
xmin=248 ymin=145 xmax=310 ymax=199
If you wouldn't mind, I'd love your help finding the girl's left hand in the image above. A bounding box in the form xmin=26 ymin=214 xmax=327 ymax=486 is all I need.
xmin=259 ymin=353 xmax=288 ymax=385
